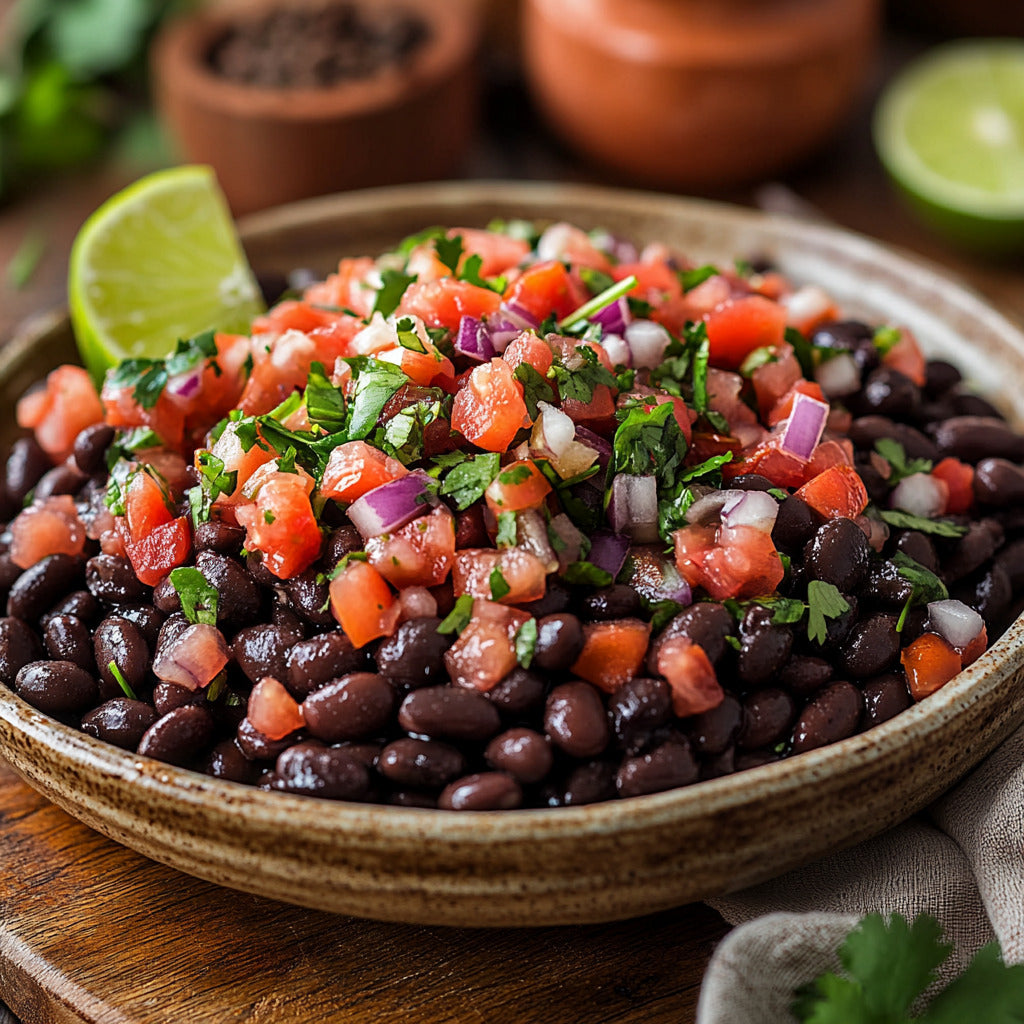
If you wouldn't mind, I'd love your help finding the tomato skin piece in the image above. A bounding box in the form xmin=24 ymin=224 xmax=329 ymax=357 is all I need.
xmin=124 ymin=469 xmax=173 ymax=540
xmin=320 ymin=440 xmax=408 ymax=503
xmin=452 ymin=227 xmax=531 ymax=278
xmin=10 ymin=495 xmax=86 ymax=569
xmin=366 ymin=505 xmax=456 ymax=588
xmin=882 ymin=329 xmax=926 ymax=387
xmin=673 ymin=523 xmax=785 ymax=601
xmin=795 ymin=463 xmax=868 ymax=519
xmin=398 ymin=278 xmax=501 ymax=332
xmin=570 ymin=618 xmax=652 ymax=693
xmin=119 ymin=515 xmax=192 ymax=586
xmin=450 ymin=358 xmax=530 ymax=452
xmin=901 ymin=632 xmax=962 ymax=700
xmin=17 ymin=365 xmax=105 ymax=464
xmin=443 ymin=602 xmax=528 ymax=691
xmin=302 ymin=256 xmax=377 ymax=317
xmin=247 ymin=676 xmax=305 ymax=740
xmin=656 ymin=636 xmax=723 ymax=716
xmin=703 ymin=295 xmax=788 ymax=370
xmin=502 ymin=260 xmax=588 ymax=322
xmin=484 ymin=459 xmax=552 ymax=516
xmin=451 ymin=547 xmax=548 ymax=605
xmin=932 ymin=457 xmax=974 ymax=515
xmin=502 ymin=332 xmax=554 ymax=375
xmin=377 ymin=338 xmax=455 ymax=390
xmin=329 ymin=560 xmax=401 ymax=648
xmin=235 ymin=473 xmax=322 ymax=580
xmin=612 ymin=261 xmax=682 ymax=303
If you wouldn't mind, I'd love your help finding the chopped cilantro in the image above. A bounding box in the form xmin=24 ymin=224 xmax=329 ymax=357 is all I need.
xmin=458 ymin=253 xmax=495 ymax=290
xmin=395 ymin=316 xmax=427 ymax=353
xmin=434 ymin=233 xmax=463 ymax=275
xmin=489 ymin=566 xmax=511 ymax=601
xmin=645 ymin=598 xmax=684 ymax=632
xmin=562 ymin=560 xmax=614 ymax=587
xmin=513 ymin=362 xmax=556 ymax=419
xmin=498 ymin=463 xmax=533 ymax=486
xmin=397 ymin=225 xmax=444 ymax=256
xmin=580 ymin=266 xmax=615 ymax=295
xmin=168 ymin=566 xmax=219 ymax=626
xmin=439 ymin=452 xmax=501 ymax=510
xmin=873 ymin=325 xmax=902 ymax=355
xmin=327 ymin=551 xmax=369 ymax=580
xmin=263 ymin=510 xmax=276 ymax=524
xmin=874 ymin=438 xmax=933 ymax=485
xmin=343 ymin=358 xmax=409 ymax=440
xmin=739 ymin=346 xmax=778 ymax=377
xmin=878 ymin=509 xmax=968 ymax=538
xmin=304 ymin=363 xmax=347 ymax=434
xmin=680 ymin=452 xmax=733 ymax=483
xmin=758 ymin=596 xmax=807 ymax=625
xmin=691 ymin=326 xmax=711 ymax=415
xmin=679 ymin=264 xmax=718 ymax=292
xmin=107 ymin=660 xmax=137 ymax=701
xmin=768 ymin=487 xmax=790 ymax=500
xmin=806 ymin=580 xmax=850 ymax=645
xmin=437 ymin=594 xmax=475 ymax=635
xmin=495 ymin=511 xmax=518 ymax=548
xmin=376 ymin=397 xmax=442 ymax=465
xmin=548 ymin=345 xmax=619 ymax=404
xmin=612 ymin=401 xmax=688 ymax=488
xmin=892 ymin=551 xmax=948 ymax=605
xmin=372 ymin=269 xmax=417 ymax=318
xmin=785 ymin=326 xmax=816 ymax=379
xmin=514 ymin=618 xmax=538 ymax=669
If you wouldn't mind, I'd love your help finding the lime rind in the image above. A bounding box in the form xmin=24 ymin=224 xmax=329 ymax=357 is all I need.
xmin=874 ymin=40 xmax=1024 ymax=231
xmin=69 ymin=165 xmax=265 ymax=381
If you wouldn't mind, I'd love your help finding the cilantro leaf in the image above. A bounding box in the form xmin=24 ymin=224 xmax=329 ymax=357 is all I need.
xmin=806 ymin=580 xmax=850 ymax=645
xmin=395 ymin=316 xmax=427 ymax=353
xmin=562 ymin=560 xmax=614 ymax=587
xmin=344 ymin=358 xmax=409 ymax=440
xmin=758 ymin=596 xmax=807 ymax=625
xmin=439 ymin=453 xmax=500 ymax=510
xmin=397 ymin=225 xmax=444 ymax=256
xmin=612 ymin=401 xmax=685 ymax=481
xmin=921 ymin=943 xmax=1024 ymax=1024
xmin=892 ymin=551 xmax=948 ymax=605
xmin=875 ymin=439 xmax=933 ymax=485
xmin=106 ymin=358 xmax=167 ymax=410
xmin=489 ymin=566 xmax=511 ymax=601
xmin=878 ymin=510 xmax=968 ymax=538
xmin=375 ymin=397 xmax=442 ymax=465
xmin=514 ymin=618 xmax=538 ymax=669
xmin=434 ymin=233 xmax=463 ymax=275
xmin=786 ymin=325 xmax=817 ymax=379
xmin=495 ymin=511 xmax=518 ymax=548
xmin=187 ymin=451 xmax=237 ymax=524
xmin=305 ymin=362 xmax=346 ymax=434
xmin=437 ymin=594 xmax=474 ymax=635
xmin=513 ymin=362 xmax=556 ymax=419
xmin=169 ymin=566 xmax=219 ymax=626
xmin=690 ymin=323 xmax=711 ymax=414
xmin=548 ymin=345 xmax=619 ymax=404
xmin=681 ymin=452 xmax=733 ymax=483
xmin=679 ymin=264 xmax=718 ymax=292
xmin=372 ymin=269 xmax=417 ymax=318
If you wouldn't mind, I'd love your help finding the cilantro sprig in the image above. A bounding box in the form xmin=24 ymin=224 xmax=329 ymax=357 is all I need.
xmin=106 ymin=330 xmax=219 ymax=410
xmin=875 ymin=439 xmax=933 ymax=485
xmin=168 ymin=567 xmax=219 ymax=625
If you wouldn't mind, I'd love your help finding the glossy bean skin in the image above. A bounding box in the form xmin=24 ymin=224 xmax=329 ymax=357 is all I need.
xmin=616 ymin=739 xmax=698 ymax=798
xmin=791 ymin=681 xmax=862 ymax=754
xmin=137 ymin=705 xmax=214 ymax=766
xmin=0 ymin=616 xmax=43 ymax=685
xmin=485 ymin=728 xmax=552 ymax=784
xmin=272 ymin=742 xmax=370 ymax=800
xmin=232 ymin=623 xmax=293 ymax=684
xmin=15 ymin=659 xmax=97 ymax=714
xmin=235 ymin=717 xmax=295 ymax=761
xmin=44 ymin=614 xmax=95 ymax=672
xmin=857 ymin=367 xmax=920 ymax=420
xmin=285 ymin=567 xmax=334 ymax=628
xmin=779 ymin=656 xmax=832 ymax=697
xmin=848 ymin=416 xmax=938 ymax=462
xmin=196 ymin=552 xmax=262 ymax=627
xmin=804 ymin=519 xmax=869 ymax=591
xmin=8 ymin=554 xmax=84 ymax=623
xmin=193 ymin=520 xmax=245 ymax=554
xmin=485 ymin=668 xmax=546 ymax=718
xmin=302 ymin=673 xmax=396 ymax=742
xmin=861 ymin=673 xmax=912 ymax=729
xmin=398 ymin=685 xmax=500 ymax=744
xmin=379 ymin=737 xmax=465 ymax=789
xmin=771 ymin=496 xmax=825 ymax=556
xmin=943 ymin=519 xmax=1003 ymax=583
xmin=374 ymin=617 xmax=450 ymax=687
xmin=930 ymin=416 xmax=1024 ymax=463
xmin=580 ymin=585 xmax=642 ymax=622
xmin=5 ymin=436 xmax=50 ymax=504
xmin=837 ymin=614 xmax=900 ymax=677
xmin=81 ymin=698 xmax=158 ymax=749
xmin=202 ymin=738 xmax=259 ymax=784
xmin=737 ymin=689 xmax=796 ymax=750
xmin=85 ymin=554 xmax=147 ymax=605
xmin=45 ymin=589 xmax=100 ymax=626
xmin=285 ymin=632 xmax=366 ymax=699
xmin=532 ymin=613 xmax=585 ymax=673
xmin=439 ymin=771 xmax=522 ymax=810
xmin=649 ymin=603 xmax=734 ymax=673
xmin=34 ymin=463 xmax=87 ymax=500
xmin=71 ymin=423 xmax=115 ymax=475
xmin=688 ymin=694 xmax=741 ymax=756
xmin=737 ymin=607 xmax=793 ymax=688
xmin=609 ymin=676 xmax=672 ymax=754
xmin=544 ymin=681 xmax=610 ymax=759
xmin=109 ymin=604 xmax=163 ymax=649
xmin=93 ymin=616 xmax=149 ymax=698
xmin=551 ymin=760 xmax=617 ymax=807
xmin=973 ymin=458 xmax=1024 ymax=507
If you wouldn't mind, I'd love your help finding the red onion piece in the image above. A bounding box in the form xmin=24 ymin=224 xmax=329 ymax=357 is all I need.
xmin=455 ymin=316 xmax=495 ymax=363
xmin=720 ymin=490 xmax=780 ymax=534
xmin=153 ymin=623 xmax=230 ymax=690
xmin=588 ymin=530 xmax=630 ymax=578
xmin=592 ymin=295 xmax=631 ymax=336
xmin=891 ymin=473 xmax=947 ymax=519
xmin=609 ymin=474 xmax=659 ymax=543
xmin=779 ymin=392 xmax=829 ymax=460
xmin=573 ymin=425 xmax=612 ymax=472
xmin=621 ymin=545 xmax=692 ymax=606
xmin=685 ymin=490 xmax=732 ymax=526
xmin=498 ymin=301 xmax=540 ymax=333
xmin=165 ymin=367 xmax=203 ymax=402
xmin=347 ymin=470 xmax=437 ymax=540
xmin=927 ymin=599 xmax=984 ymax=650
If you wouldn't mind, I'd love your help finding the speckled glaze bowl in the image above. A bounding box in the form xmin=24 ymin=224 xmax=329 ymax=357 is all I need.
xmin=1 ymin=182 xmax=1023 ymax=927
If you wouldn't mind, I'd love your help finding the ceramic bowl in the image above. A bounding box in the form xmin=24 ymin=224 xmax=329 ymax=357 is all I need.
xmin=1 ymin=181 xmax=1024 ymax=927
xmin=150 ymin=0 xmax=481 ymax=215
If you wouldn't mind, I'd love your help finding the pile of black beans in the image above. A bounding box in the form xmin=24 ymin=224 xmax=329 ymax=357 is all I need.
xmin=1 ymin=322 xmax=1024 ymax=810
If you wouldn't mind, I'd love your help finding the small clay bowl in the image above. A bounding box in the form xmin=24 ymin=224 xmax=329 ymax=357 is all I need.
xmin=151 ymin=0 xmax=481 ymax=215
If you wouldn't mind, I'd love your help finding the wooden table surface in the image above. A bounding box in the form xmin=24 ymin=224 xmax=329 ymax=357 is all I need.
xmin=1 ymin=24 xmax=1023 ymax=1024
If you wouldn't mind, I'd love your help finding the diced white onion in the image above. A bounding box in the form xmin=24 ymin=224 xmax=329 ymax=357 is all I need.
xmin=782 ymin=284 xmax=834 ymax=328
xmin=609 ymin=474 xmax=659 ymax=543
xmin=398 ymin=586 xmax=438 ymax=621
xmin=624 ymin=319 xmax=671 ymax=368
xmin=815 ymin=352 xmax=860 ymax=397
xmin=352 ymin=312 xmax=398 ymax=355
xmin=927 ymin=599 xmax=984 ymax=651
xmin=600 ymin=333 xmax=632 ymax=368
xmin=685 ymin=490 xmax=733 ymax=526
xmin=891 ymin=473 xmax=946 ymax=519
xmin=720 ymin=490 xmax=780 ymax=534
xmin=532 ymin=402 xmax=576 ymax=457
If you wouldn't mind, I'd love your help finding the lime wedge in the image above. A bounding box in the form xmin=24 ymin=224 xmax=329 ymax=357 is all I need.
xmin=873 ymin=40 xmax=1024 ymax=252
xmin=69 ymin=165 xmax=264 ymax=380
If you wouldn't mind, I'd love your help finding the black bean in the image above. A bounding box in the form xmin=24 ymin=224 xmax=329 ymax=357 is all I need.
xmin=193 ymin=520 xmax=246 ymax=554
xmin=245 ymin=552 xmax=279 ymax=589
xmin=950 ymin=391 xmax=1003 ymax=419
xmin=804 ymin=518 xmax=869 ymax=591
xmin=772 ymin=496 xmax=825 ymax=555
xmin=196 ymin=551 xmax=262 ymax=627
xmin=616 ymin=739 xmax=698 ymax=798
xmin=737 ymin=606 xmax=793 ymax=688
xmin=34 ymin=463 xmax=87 ymax=500
xmin=809 ymin=320 xmax=877 ymax=371
xmin=609 ymin=676 xmax=673 ymax=754
xmin=286 ymin=631 xmax=366 ymax=699
xmin=15 ymin=660 xmax=97 ymax=714
xmin=972 ymin=564 xmax=1013 ymax=631
xmin=485 ymin=667 xmax=546 ymax=717
xmin=930 ymin=416 xmax=1024 ymax=464
xmin=700 ymin=746 xmax=736 ymax=780
xmin=649 ymin=603 xmax=734 ymax=672
xmin=8 ymin=554 xmax=84 ymax=622
xmin=859 ymin=560 xmax=914 ymax=610
xmin=518 ymin=577 xmax=572 ymax=618
xmin=943 ymin=519 xmax=1003 ymax=584
xmin=374 ymin=617 xmax=450 ymax=687
xmin=152 ymin=681 xmax=204 ymax=715
xmin=81 ymin=698 xmax=158 ymax=749
xmin=996 ymin=539 xmax=1024 ymax=590
xmin=379 ymin=737 xmax=465 ymax=788
xmin=202 ymin=738 xmax=259 ymax=783
xmin=271 ymin=603 xmax=306 ymax=644
xmin=233 ymin=623 xmax=292 ymax=684
xmin=152 ymin=576 xmax=183 ymax=614
xmin=924 ymin=360 xmax=961 ymax=397
xmin=848 ymin=416 xmax=939 ymax=462
xmin=43 ymin=614 xmax=94 ymax=672
xmin=580 ymin=585 xmax=642 ymax=622
xmin=45 ymin=589 xmax=100 ymax=625
xmin=236 ymin=717 xmax=294 ymax=760
xmin=973 ymin=458 xmax=1024 ymax=507
xmin=388 ymin=789 xmax=438 ymax=808
xmin=532 ymin=612 xmax=585 ymax=673
xmin=137 ymin=705 xmax=214 ymax=766
xmin=861 ymin=673 xmax=911 ymax=729
xmin=0 ymin=616 xmax=42 ymax=686
xmin=454 ymin=505 xmax=489 ymax=549
xmin=824 ymin=594 xmax=859 ymax=646
xmin=302 ymin=672 xmax=396 ymax=741
xmin=108 ymin=604 xmax=164 ymax=649
xmin=737 ymin=688 xmax=796 ymax=749
xmin=325 ymin=525 xmax=363 ymax=565
xmin=6 ymin=436 xmax=51 ymax=504
xmin=552 ymin=760 xmax=617 ymax=806
xmin=71 ymin=423 xmax=115 ymax=475
xmin=544 ymin=681 xmax=610 ymax=759
xmin=779 ymin=655 xmax=832 ymax=696
xmin=837 ymin=613 xmax=899 ymax=677
xmin=856 ymin=367 xmax=920 ymax=420
xmin=85 ymin=554 xmax=147 ymax=604
xmin=285 ymin=566 xmax=334 ymax=628
xmin=399 ymin=685 xmax=501 ymax=743
xmin=895 ymin=531 xmax=938 ymax=573
xmin=439 ymin=772 xmax=522 ymax=810
xmin=0 ymin=554 xmax=21 ymax=596
xmin=485 ymin=728 xmax=552 ymax=784
xmin=731 ymin=473 xmax=774 ymax=492
xmin=273 ymin=742 xmax=370 ymax=800
xmin=334 ymin=741 xmax=382 ymax=769
xmin=688 ymin=694 xmax=741 ymax=756
xmin=791 ymin=680 xmax=862 ymax=753
xmin=94 ymin=616 xmax=149 ymax=699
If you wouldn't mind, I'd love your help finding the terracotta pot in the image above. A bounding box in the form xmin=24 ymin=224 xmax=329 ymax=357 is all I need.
xmin=151 ymin=0 xmax=482 ymax=215
xmin=522 ymin=0 xmax=881 ymax=191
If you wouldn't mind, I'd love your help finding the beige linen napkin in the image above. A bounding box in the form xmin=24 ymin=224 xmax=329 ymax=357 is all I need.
xmin=695 ymin=723 xmax=1024 ymax=1023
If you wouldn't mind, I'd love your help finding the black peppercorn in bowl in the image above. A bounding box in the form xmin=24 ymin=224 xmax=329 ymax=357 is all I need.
xmin=1 ymin=181 xmax=1023 ymax=927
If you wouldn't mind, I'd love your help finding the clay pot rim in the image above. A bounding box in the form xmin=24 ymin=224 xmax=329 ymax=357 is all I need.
xmin=150 ymin=0 xmax=480 ymax=123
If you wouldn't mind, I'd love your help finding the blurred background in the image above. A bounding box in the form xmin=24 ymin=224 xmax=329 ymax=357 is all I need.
xmin=1 ymin=0 xmax=1024 ymax=337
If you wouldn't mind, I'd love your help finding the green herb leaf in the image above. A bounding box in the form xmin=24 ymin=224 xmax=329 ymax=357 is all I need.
xmin=612 ymin=401 xmax=688 ymax=483
xmin=514 ymin=618 xmax=538 ymax=669
xmin=892 ymin=551 xmax=948 ymax=605
xmin=548 ymin=345 xmax=619 ymax=404
xmin=327 ymin=550 xmax=368 ymax=580
xmin=437 ymin=593 xmax=475 ymax=635
xmin=875 ymin=438 xmax=933 ymax=485
xmin=344 ymin=358 xmax=409 ymax=440
xmin=169 ymin=566 xmax=219 ymax=626
xmin=580 ymin=267 xmax=615 ymax=295
xmin=785 ymin=326 xmax=817 ymax=379
xmin=874 ymin=325 xmax=902 ymax=355
xmin=187 ymin=451 xmax=237 ymax=525
xmin=878 ymin=510 xmax=968 ymax=538
xmin=691 ymin=324 xmax=711 ymax=414
xmin=372 ymin=269 xmax=417 ymax=318
xmin=439 ymin=452 xmax=500 ymax=510
xmin=920 ymin=942 xmax=1024 ymax=1024
xmin=304 ymin=362 xmax=347 ymax=434
xmin=434 ymin=234 xmax=463 ymax=275
xmin=562 ymin=560 xmax=614 ymax=587
xmin=106 ymin=659 xmax=137 ymax=700
xmin=489 ymin=566 xmax=511 ymax=601
xmin=513 ymin=362 xmax=556 ymax=419
xmin=395 ymin=316 xmax=427 ymax=353
xmin=806 ymin=580 xmax=850 ymax=645
xmin=495 ymin=511 xmax=518 ymax=548
xmin=759 ymin=596 xmax=807 ymax=625
xmin=679 ymin=264 xmax=718 ymax=292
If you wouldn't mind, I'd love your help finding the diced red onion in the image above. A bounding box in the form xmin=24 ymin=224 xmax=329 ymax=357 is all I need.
xmin=549 ymin=513 xmax=586 ymax=570
xmin=515 ymin=509 xmax=559 ymax=573
xmin=455 ymin=316 xmax=495 ymax=363
xmin=608 ymin=474 xmax=659 ymax=543
xmin=498 ymin=301 xmax=539 ymax=333
xmin=153 ymin=623 xmax=230 ymax=691
xmin=779 ymin=392 xmax=829 ymax=460
xmin=624 ymin=319 xmax=671 ymax=368
xmin=622 ymin=545 xmax=692 ymax=606
xmin=891 ymin=473 xmax=946 ymax=519
xmin=600 ymin=333 xmax=632 ymax=368
xmin=588 ymin=530 xmax=630 ymax=578
xmin=573 ymin=425 xmax=612 ymax=471
xmin=815 ymin=352 xmax=860 ymax=398
xmin=720 ymin=490 xmax=780 ymax=534
xmin=927 ymin=599 xmax=984 ymax=650
xmin=347 ymin=470 xmax=437 ymax=539
xmin=685 ymin=490 xmax=733 ymax=526
xmin=593 ymin=296 xmax=631 ymax=336
xmin=532 ymin=402 xmax=576 ymax=457
xmin=165 ymin=367 xmax=203 ymax=401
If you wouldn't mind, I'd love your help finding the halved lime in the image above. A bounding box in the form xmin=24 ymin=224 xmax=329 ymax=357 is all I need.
xmin=873 ymin=40 xmax=1024 ymax=252
xmin=69 ymin=165 xmax=265 ymax=380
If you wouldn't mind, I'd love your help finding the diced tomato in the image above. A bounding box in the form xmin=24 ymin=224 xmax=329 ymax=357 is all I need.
xmin=452 ymin=227 xmax=531 ymax=278
xmin=9 ymin=495 xmax=86 ymax=569
xmin=451 ymin=547 xmax=548 ymax=605
xmin=502 ymin=332 xmax=554 ymax=375
xmin=377 ymin=337 xmax=455 ymax=390
xmin=656 ymin=636 xmax=723 ymax=716
xmin=120 ymin=515 xmax=192 ymax=586
xmin=484 ymin=459 xmax=552 ymax=516
xmin=366 ymin=505 xmax=456 ymax=588
xmin=882 ymin=329 xmax=927 ymax=387
xmin=613 ymin=261 xmax=682 ymax=303
xmin=750 ymin=345 xmax=802 ymax=419
xmin=502 ymin=260 xmax=588 ymax=323
xmin=203 ymin=420 xmax=277 ymax=508
xmin=673 ymin=523 xmax=785 ymax=601
xmin=726 ymin=437 xmax=808 ymax=488
xmin=17 ymin=365 xmax=104 ymax=463
xmin=251 ymin=299 xmax=345 ymax=338
xmin=451 ymin=358 xmax=530 ymax=452
xmin=706 ymin=368 xmax=758 ymax=429
xmin=102 ymin=378 xmax=186 ymax=449
xmin=443 ymin=601 xmax=529 ymax=691
xmin=234 ymin=472 xmax=322 ymax=579
xmin=328 ymin=560 xmax=401 ymax=648
xmin=795 ymin=464 xmax=868 ymax=519
xmin=932 ymin=458 xmax=974 ymax=515
xmin=538 ymin=222 xmax=613 ymax=273
xmin=246 ymin=677 xmax=305 ymax=740
xmin=191 ymin=333 xmax=251 ymax=425
xmin=703 ymin=295 xmax=788 ymax=370
xmin=306 ymin=315 xmax=363 ymax=364
xmin=238 ymin=328 xmax=318 ymax=415
xmin=901 ymin=632 xmax=962 ymax=700
xmin=302 ymin=256 xmax=377 ymax=318
xmin=398 ymin=278 xmax=501 ymax=332
xmin=560 ymin=385 xmax=617 ymax=431
xmin=570 ymin=618 xmax=652 ymax=693
xmin=124 ymin=468 xmax=173 ymax=540
xmin=804 ymin=439 xmax=855 ymax=479
xmin=321 ymin=440 xmax=408 ymax=503
xmin=958 ymin=625 xmax=988 ymax=667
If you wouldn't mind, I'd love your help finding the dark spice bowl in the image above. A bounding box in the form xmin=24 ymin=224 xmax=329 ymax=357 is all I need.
xmin=151 ymin=0 xmax=482 ymax=215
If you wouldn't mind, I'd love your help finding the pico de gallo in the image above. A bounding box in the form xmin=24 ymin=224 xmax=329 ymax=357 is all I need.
xmin=3 ymin=219 xmax=1022 ymax=809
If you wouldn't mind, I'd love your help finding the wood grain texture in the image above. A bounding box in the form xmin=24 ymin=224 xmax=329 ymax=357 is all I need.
xmin=0 ymin=759 xmax=728 ymax=1024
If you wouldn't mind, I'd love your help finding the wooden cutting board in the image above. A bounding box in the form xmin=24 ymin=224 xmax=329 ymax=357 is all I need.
xmin=0 ymin=759 xmax=729 ymax=1024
